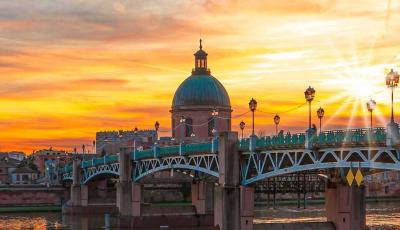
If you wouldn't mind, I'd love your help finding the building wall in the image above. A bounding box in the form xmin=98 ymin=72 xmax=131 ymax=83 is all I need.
xmin=171 ymin=108 xmax=231 ymax=141
xmin=96 ymin=130 xmax=156 ymax=155
xmin=33 ymin=152 xmax=67 ymax=176
xmin=11 ymin=173 xmax=38 ymax=184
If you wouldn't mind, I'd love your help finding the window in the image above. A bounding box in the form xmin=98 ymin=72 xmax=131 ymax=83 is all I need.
xmin=185 ymin=117 xmax=193 ymax=137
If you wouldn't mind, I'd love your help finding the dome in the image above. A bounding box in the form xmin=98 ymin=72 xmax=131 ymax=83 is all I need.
xmin=172 ymin=74 xmax=231 ymax=108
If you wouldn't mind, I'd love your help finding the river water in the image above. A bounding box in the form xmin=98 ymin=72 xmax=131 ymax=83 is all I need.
xmin=0 ymin=202 xmax=399 ymax=229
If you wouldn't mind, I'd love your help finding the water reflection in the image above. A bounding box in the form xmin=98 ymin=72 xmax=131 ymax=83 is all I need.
xmin=254 ymin=201 xmax=400 ymax=230
xmin=0 ymin=202 xmax=399 ymax=229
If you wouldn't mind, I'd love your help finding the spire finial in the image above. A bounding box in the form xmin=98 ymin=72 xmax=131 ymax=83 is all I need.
xmin=199 ymin=38 xmax=202 ymax=50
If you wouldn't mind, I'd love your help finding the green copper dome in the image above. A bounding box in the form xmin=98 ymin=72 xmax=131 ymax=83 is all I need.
xmin=172 ymin=74 xmax=231 ymax=108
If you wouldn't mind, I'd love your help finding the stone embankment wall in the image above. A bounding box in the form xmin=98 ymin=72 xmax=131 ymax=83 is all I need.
xmin=0 ymin=185 xmax=68 ymax=206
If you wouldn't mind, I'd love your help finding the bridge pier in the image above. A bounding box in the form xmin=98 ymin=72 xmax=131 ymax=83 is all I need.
xmin=191 ymin=181 xmax=213 ymax=215
xmin=214 ymin=132 xmax=253 ymax=230
xmin=70 ymin=160 xmax=88 ymax=207
xmin=325 ymin=182 xmax=366 ymax=230
xmin=240 ymin=186 xmax=254 ymax=230
xmin=116 ymin=148 xmax=143 ymax=217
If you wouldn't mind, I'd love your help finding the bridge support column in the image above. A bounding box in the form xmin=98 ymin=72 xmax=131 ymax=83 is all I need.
xmin=131 ymin=182 xmax=142 ymax=216
xmin=80 ymin=185 xmax=88 ymax=207
xmin=240 ymin=186 xmax=254 ymax=230
xmin=70 ymin=159 xmax=82 ymax=206
xmin=191 ymin=181 xmax=214 ymax=214
xmin=214 ymin=131 xmax=246 ymax=230
xmin=325 ymin=183 xmax=366 ymax=230
xmin=116 ymin=148 xmax=133 ymax=216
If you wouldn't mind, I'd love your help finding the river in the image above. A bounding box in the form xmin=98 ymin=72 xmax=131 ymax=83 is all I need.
xmin=0 ymin=202 xmax=399 ymax=229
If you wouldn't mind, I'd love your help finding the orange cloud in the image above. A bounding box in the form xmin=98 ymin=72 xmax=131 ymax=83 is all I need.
xmin=0 ymin=0 xmax=399 ymax=153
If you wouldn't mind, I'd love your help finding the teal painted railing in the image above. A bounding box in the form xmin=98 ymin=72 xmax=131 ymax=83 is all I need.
xmin=59 ymin=127 xmax=389 ymax=174
xmin=131 ymin=142 xmax=213 ymax=160
xmin=239 ymin=127 xmax=386 ymax=150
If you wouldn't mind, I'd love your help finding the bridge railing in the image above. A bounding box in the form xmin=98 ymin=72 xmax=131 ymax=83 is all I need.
xmin=131 ymin=142 xmax=213 ymax=160
xmin=59 ymin=164 xmax=72 ymax=174
xmin=316 ymin=127 xmax=386 ymax=146
xmin=59 ymin=127 xmax=388 ymax=174
xmin=239 ymin=127 xmax=387 ymax=150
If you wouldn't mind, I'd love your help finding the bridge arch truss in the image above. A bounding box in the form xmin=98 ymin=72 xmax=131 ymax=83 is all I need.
xmin=133 ymin=154 xmax=219 ymax=181
xmin=242 ymin=147 xmax=400 ymax=185
xmin=81 ymin=162 xmax=120 ymax=184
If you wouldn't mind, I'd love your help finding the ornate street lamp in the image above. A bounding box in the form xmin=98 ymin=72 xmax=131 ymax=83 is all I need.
xmin=366 ymin=99 xmax=376 ymax=129
xmin=273 ymin=114 xmax=280 ymax=135
xmin=386 ymin=69 xmax=399 ymax=123
xmin=304 ymin=86 xmax=316 ymax=130
xmin=249 ymin=98 xmax=258 ymax=136
xmin=211 ymin=109 xmax=219 ymax=132
xmin=317 ymin=107 xmax=325 ymax=134
xmin=239 ymin=121 xmax=245 ymax=139
xmin=179 ymin=116 xmax=186 ymax=142
xmin=154 ymin=121 xmax=160 ymax=141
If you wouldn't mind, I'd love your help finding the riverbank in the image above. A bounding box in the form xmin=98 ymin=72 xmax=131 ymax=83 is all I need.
xmin=0 ymin=205 xmax=61 ymax=213
xmin=255 ymin=197 xmax=400 ymax=207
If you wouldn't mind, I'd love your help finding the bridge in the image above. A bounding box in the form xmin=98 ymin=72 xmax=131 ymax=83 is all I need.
xmin=59 ymin=126 xmax=400 ymax=230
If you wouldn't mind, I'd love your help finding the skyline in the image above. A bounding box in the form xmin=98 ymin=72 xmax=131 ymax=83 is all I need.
xmin=1 ymin=0 xmax=400 ymax=152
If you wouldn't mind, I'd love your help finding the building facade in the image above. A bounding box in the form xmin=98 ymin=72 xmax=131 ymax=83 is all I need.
xmin=96 ymin=129 xmax=157 ymax=155
xmin=171 ymin=40 xmax=232 ymax=141
xmin=32 ymin=149 xmax=68 ymax=176
xmin=11 ymin=167 xmax=39 ymax=184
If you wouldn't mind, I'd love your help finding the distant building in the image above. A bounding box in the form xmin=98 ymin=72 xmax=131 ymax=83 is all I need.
xmin=0 ymin=157 xmax=19 ymax=184
xmin=11 ymin=167 xmax=39 ymax=184
xmin=96 ymin=129 xmax=156 ymax=155
xmin=0 ymin=151 xmax=25 ymax=161
xmin=32 ymin=149 xmax=68 ymax=176
xmin=365 ymin=171 xmax=400 ymax=197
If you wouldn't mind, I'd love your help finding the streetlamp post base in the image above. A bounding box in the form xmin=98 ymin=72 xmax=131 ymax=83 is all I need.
xmin=305 ymin=128 xmax=316 ymax=150
xmin=386 ymin=122 xmax=399 ymax=147
xmin=249 ymin=135 xmax=258 ymax=152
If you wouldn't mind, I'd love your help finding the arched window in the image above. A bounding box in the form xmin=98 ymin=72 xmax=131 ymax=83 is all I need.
xmin=208 ymin=117 xmax=215 ymax=137
xmin=185 ymin=117 xmax=193 ymax=137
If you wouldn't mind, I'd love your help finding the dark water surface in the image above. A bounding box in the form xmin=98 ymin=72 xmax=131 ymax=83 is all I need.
xmin=0 ymin=202 xmax=399 ymax=229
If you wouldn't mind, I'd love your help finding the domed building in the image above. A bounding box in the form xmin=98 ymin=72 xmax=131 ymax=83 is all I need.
xmin=171 ymin=40 xmax=232 ymax=141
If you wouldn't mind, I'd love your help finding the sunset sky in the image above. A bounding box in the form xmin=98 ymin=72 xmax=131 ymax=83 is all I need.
xmin=1 ymin=0 xmax=400 ymax=153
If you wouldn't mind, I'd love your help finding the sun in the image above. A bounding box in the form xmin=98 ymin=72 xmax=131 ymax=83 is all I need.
xmin=322 ymin=67 xmax=384 ymax=101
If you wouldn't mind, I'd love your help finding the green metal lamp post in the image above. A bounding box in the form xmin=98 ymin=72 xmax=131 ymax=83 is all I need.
xmin=211 ymin=109 xmax=219 ymax=133
xmin=249 ymin=98 xmax=258 ymax=136
xmin=154 ymin=121 xmax=160 ymax=141
xmin=240 ymin=121 xmax=245 ymax=139
xmin=317 ymin=107 xmax=324 ymax=134
xmin=386 ymin=69 xmax=399 ymax=123
xmin=304 ymin=86 xmax=316 ymax=149
xmin=274 ymin=114 xmax=280 ymax=135
xmin=179 ymin=116 xmax=186 ymax=143
xmin=304 ymin=86 xmax=316 ymax=130
xmin=366 ymin=99 xmax=376 ymax=129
